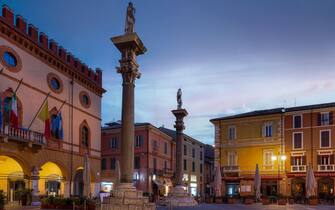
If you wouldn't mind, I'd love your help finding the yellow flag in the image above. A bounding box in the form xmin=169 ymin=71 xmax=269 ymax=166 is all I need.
xmin=38 ymin=101 xmax=49 ymax=121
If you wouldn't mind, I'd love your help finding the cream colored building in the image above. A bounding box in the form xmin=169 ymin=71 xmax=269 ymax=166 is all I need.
xmin=0 ymin=5 xmax=104 ymax=202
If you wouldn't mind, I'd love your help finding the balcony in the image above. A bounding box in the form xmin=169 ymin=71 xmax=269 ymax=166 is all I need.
xmin=318 ymin=164 xmax=335 ymax=172
xmin=291 ymin=165 xmax=306 ymax=172
xmin=221 ymin=165 xmax=240 ymax=173
xmin=0 ymin=125 xmax=45 ymax=146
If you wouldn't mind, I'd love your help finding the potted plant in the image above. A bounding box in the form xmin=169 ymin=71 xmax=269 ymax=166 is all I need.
xmin=277 ymin=194 xmax=287 ymax=205
xmin=308 ymin=196 xmax=318 ymax=205
xmin=227 ymin=195 xmax=238 ymax=204
xmin=242 ymin=195 xmax=254 ymax=205
xmin=0 ymin=190 xmax=5 ymax=210
xmin=215 ymin=196 xmax=223 ymax=204
xmin=261 ymin=195 xmax=270 ymax=205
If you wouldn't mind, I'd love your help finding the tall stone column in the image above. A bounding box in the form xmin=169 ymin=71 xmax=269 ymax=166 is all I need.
xmin=31 ymin=166 xmax=41 ymax=206
xmin=172 ymin=109 xmax=188 ymax=186
xmin=164 ymin=89 xmax=197 ymax=206
xmin=102 ymin=3 xmax=154 ymax=210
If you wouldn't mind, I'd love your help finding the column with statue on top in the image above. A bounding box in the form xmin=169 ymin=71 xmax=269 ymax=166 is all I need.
xmin=102 ymin=2 xmax=154 ymax=210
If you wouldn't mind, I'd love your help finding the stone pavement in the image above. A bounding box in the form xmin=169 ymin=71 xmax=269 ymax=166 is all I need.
xmin=157 ymin=203 xmax=335 ymax=210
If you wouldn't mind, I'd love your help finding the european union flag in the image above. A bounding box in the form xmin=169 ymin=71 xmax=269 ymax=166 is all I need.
xmin=51 ymin=112 xmax=63 ymax=140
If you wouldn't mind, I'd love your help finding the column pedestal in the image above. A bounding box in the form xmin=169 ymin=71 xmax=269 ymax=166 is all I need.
xmin=164 ymin=185 xmax=197 ymax=206
xmin=102 ymin=183 xmax=155 ymax=210
xmin=31 ymin=166 xmax=41 ymax=206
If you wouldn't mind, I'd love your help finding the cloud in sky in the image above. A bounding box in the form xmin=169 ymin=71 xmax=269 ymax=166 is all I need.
xmin=6 ymin=0 xmax=335 ymax=144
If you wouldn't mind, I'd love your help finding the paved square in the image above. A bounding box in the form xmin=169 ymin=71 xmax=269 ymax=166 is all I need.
xmin=157 ymin=203 xmax=335 ymax=210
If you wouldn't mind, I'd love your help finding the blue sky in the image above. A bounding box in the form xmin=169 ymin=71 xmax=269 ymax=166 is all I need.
xmin=6 ymin=0 xmax=335 ymax=144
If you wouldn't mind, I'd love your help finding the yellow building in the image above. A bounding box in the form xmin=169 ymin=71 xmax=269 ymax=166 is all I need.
xmin=210 ymin=108 xmax=287 ymax=197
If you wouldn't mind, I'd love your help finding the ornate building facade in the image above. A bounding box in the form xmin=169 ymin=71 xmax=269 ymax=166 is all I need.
xmin=0 ymin=5 xmax=104 ymax=202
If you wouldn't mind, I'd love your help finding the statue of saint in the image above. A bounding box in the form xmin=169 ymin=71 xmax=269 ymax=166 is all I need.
xmin=177 ymin=88 xmax=182 ymax=109
xmin=125 ymin=2 xmax=135 ymax=34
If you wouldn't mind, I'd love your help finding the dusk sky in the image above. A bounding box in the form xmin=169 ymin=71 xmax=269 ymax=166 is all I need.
xmin=7 ymin=0 xmax=335 ymax=145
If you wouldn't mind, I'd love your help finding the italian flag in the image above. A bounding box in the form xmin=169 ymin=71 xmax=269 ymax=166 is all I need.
xmin=38 ymin=100 xmax=51 ymax=140
xmin=10 ymin=94 xmax=19 ymax=129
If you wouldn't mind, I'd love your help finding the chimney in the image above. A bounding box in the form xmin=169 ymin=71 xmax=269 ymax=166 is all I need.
xmin=39 ymin=32 xmax=48 ymax=49
xmin=2 ymin=5 xmax=14 ymax=25
xmin=15 ymin=15 xmax=27 ymax=33
xmin=28 ymin=24 xmax=38 ymax=43
xmin=49 ymin=39 xmax=58 ymax=55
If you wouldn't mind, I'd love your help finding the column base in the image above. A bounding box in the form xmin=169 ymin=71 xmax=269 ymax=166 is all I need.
xmin=163 ymin=185 xmax=198 ymax=207
xmin=102 ymin=183 xmax=155 ymax=210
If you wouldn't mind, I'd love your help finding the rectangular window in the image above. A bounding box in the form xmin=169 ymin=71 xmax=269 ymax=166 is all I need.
xmin=135 ymin=135 xmax=143 ymax=148
xmin=321 ymin=113 xmax=330 ymax=125
xmin=200 ymin=151 xmax=203 ymax=161
xmin=265 ymin=124 xmax=273 ymax=137
xmin=183 ymin=174 xmax=189 ymax=181
xmin=101 ymin=158 xmax=106 ymax=170
xmin=319 ymin=155 xmax=331 ymax=165
xmin=164 ymin=142 xmax=168 ymax=155
xmin=264 ymin=151 xmax=274 ymax=166
xmin=111 ymin=158 xmax=116 ymax=170
xmin=320 ymin=130 xmax=330 ymax=148
xmin=110 ymin=137 xmax=118 ymax=149
xmin=134 ymin=156 xmax=141 ymax=169
xmin=292 ymin=156 xmax=305 ymax=166
xmin=228 ymin=126 xmax=236 ymax=140
xmin=293 ymin=132 xmax=303 ymax=149
xmin=192 ymin=148 xmax=195 ymax=158
xmin=184 ymin=145 xmax=187 ymax=156
xmin=184 ymin=159 xmax=187 ymax=171
xmin=164 ymin=160 xmax=167 ymax=169
xmin=228 ymin=152 xmax=237 ymax=166
xmin=192 ymin=162 xmax=195 ymax=172
xmin=200 ymin=163 xmax=203 ymax=173
xmin=294 ymin=115 xmax=302 ymax=128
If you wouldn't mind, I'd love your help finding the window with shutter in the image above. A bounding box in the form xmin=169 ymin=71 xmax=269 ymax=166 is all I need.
xmin=293 ymin=132 xmax=303 ymax=149
xmin=320 ymin=130 xmax=330 ymax=148
xmin=294 ymin=115 xmax=302 ymax=128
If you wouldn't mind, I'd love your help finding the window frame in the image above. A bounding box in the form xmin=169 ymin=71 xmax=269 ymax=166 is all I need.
xmin=47 ymin=73 xmax=63 ymax=94
xmin=293 ymin=114 xmax=303 ymax=129
xmin=0 ymin=45 xmax=22 ymax=73
xmin=320 ymin=129 xmax=331 ymax=148
xmin=263 ymin=150 xmax=274 ymax=166
xmin=320 ymin=112 xmax=330 ymax=126
xmin=293 ymin=132 xmax=303 ymax=150
xmin=228 ymin=126 xmax=236 ymax=140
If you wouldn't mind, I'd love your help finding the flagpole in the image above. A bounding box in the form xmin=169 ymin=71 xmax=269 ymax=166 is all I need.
xmin=28 ymin=92 xmax=50 ymax=130
xmin=56 ymin=100 xmax=66 ymax=115
xmin=13 ymin=79 xmax=23 ymax=95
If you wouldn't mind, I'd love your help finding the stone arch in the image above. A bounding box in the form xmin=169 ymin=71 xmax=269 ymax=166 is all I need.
xmin=0 ymin=151 xmax=31 ymax=176
xmin=34 ymin=151 xmax=69 ymax=181
xmin=38 ymin=161 xmax=65 ymax=196
xmin=1 ymin=88 xmax=23 ymax=127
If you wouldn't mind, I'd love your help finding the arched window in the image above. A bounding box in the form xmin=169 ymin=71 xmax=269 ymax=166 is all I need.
xmin=81 ymin=126 xmax=89 ymax=147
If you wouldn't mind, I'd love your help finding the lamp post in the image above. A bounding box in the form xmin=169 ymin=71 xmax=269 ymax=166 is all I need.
xmin=271 ymin=153 xmax=286 ymax=196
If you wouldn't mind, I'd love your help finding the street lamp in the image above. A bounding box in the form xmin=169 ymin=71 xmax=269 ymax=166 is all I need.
xmin=271 ymin=153 xmax=286 ymax=196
